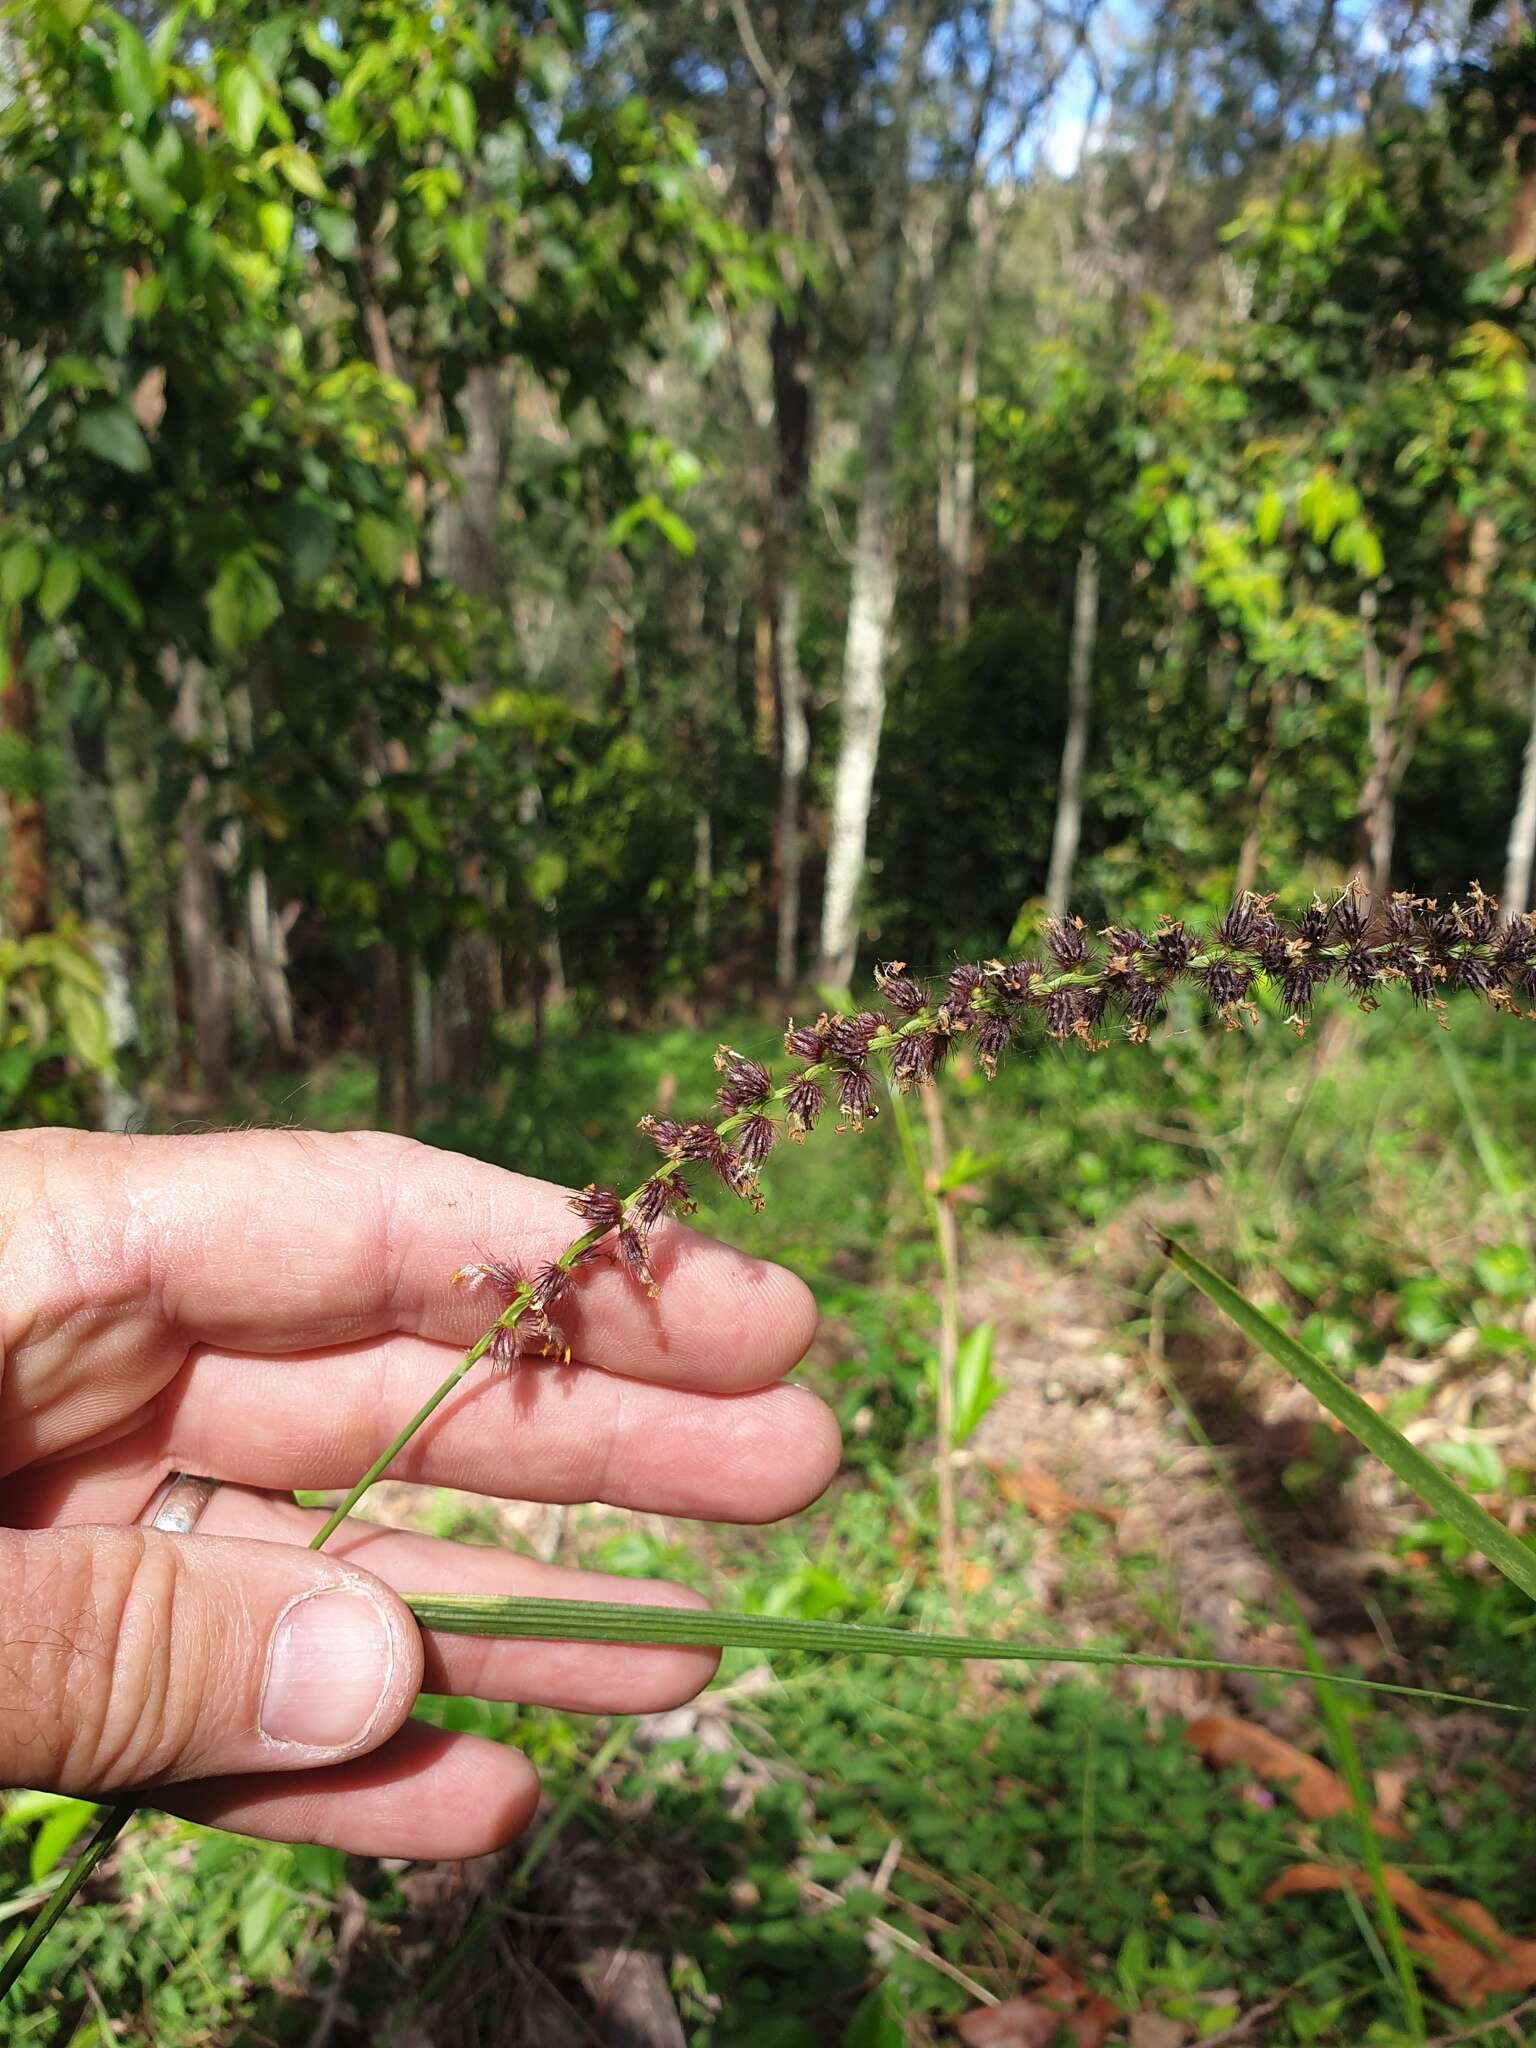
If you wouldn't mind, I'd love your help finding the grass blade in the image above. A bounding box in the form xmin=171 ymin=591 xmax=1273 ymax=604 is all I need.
xmin=401 ymin=1595 xmax=1523 ymax=1711
xmin=1161 ymin=1235 xmax=1536 ymax=1606
xmin=0 ymin=1804 xmax=132 ymax=2003
xmin=1436 ymin=1031 xmax=1524 ymax=1227
xmin=1145 ymin=1344 xmax=1423 ymax=2034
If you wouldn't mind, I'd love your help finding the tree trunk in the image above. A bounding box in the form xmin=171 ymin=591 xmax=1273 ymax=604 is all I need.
xmin=692 ymin=807 xmax=712 ymax=955
xmin=105 ymin=687 xmax=177 ymax=1073
xmin=1233 ymin=694 xmax=1281 ymax=899
xmin=767 ymin=290 xmax=813 ymax=990
xmin=1502 ymin=673 xmax=1536 ymax=917
xmin=775 ymin=582 xmax=809 ymax=992
xmin=818 ymin=470 xmax=898 ymax=988
xmin=64 ymin=702 xmax=140 ymax=1130
xmin=1 ymin=616 xmax=49 ymax=937
xmin=1044 ymin=541 xmax=1100 ymax=920
xmin=247 ymin=867 xmax=297 ymax=1059
xmin=940 ymin=192 xmax=997 ymax=643
xmin=437 ymin=363 xmax=502 ymax=605
xmin=816 ymin=8 xmax=923 ymax=987
xmin=170 ymin=658 xmax=229 ymax=1097
xmin=436 ymin=361 xmax=508 ymax=1086
xmin=373 ymin=940 xmax=416 ymax=1133
xmin=1353 ymin=597 xmax=1431 ymax=898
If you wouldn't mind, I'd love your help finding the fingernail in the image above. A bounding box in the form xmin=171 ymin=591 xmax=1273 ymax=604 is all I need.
xmin=261 ymin=1588 xmax=397 ymax=1750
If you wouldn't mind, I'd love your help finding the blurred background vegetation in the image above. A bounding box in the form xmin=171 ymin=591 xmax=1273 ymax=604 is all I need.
xmin=5 ymin=0 xmax=1536 ymax=2042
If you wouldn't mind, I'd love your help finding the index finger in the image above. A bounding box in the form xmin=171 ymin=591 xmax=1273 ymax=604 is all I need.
xmin=5 ymin=1128 xmax=818 ymax=1396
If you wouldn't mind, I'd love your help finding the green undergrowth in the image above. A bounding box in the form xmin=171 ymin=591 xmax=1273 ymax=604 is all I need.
xmin=9 ymin=993 xmax=1533 ymax=2041
xmin=8 ymin=1480 xmax=1535 ymax=2044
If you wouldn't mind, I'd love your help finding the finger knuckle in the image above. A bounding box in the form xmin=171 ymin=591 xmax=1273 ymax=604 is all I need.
xmin=47 ymin=1531 xmax=210 ymax=1792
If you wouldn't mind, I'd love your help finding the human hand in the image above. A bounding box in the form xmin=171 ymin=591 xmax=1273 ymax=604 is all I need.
xmin=0 ymin=1129 xmax=833 ymax=1856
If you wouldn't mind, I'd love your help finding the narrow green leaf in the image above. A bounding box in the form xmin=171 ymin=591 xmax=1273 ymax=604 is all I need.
xmin=207 ymin=550 xmax=282 ymax=653
xmin=220 ymin=63 xmax=266 ymax=156
xmin=110 ymin=15 xmax=156 ymax=127
xmin=441 ymin=79 xmax=477 ymax=157
xmin=1161 ymin=1236 xmax=1536 ymax=1605
xmin=77 ymin=404 xmax=151 ymax=475
xmin=400 ymin=1595 xmax=1522 ymax=1711
xmin=274 ymin=146 xmax=327 ymax=201
xmin=355 ymin=513 xmax=407 ymax=584
xmin=80 ymin=555 xmax=144 ymax=627
xmin=237 ymin=1872 xmax=287 ymax=1967
xmin=311 ymin=207 xmax=358 ymax=262
xmin=37 ymin=551 xmax=81 ymax=624
xmin=0 ymin=543 xmax=42 ymax=607
xmin=119 ymin=136 xmax=175 ymax=229
xmin=56 ymin=984 xmax=110 ymax=1072
xmin=27 ymin=1801 xmax=95 ymax=1887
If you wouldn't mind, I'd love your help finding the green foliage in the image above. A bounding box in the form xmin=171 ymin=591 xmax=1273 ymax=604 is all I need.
xmin=0 ymin=925 xmax=114 ymax=1126
xmin=1 ymin=0 xmax=763 ymax=1021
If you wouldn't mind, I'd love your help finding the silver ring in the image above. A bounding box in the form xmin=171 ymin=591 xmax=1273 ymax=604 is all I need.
xmin=141 ymin=1473 xmax=220 ymax=1534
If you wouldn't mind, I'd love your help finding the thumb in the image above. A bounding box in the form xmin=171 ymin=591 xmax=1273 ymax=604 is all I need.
xmin=0 ymin=1526 xmax=423 ymax=1794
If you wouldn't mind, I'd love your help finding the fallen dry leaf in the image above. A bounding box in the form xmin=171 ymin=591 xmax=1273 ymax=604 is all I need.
xmin=1070 ymin=1992 xmax=1120 ymax=2046
xmin=955 ymin=1998 xmax=1072 ymax=2047
xmin=1372 ymin=1766 xmax=1412 ymax=1823
xmin=1128 ymin=2018 xmax=1190 ymax=2048
xmin=1265 ymin=1863 xmax=1536 ymax=2006
xmin=957 ymin=1968 xmax=1123 ymax=2047
xmin=991 ymin=1462 xmax=1120 ymax=1528
xmin=1184 ymin=1715 xmax=1406 ymax=1838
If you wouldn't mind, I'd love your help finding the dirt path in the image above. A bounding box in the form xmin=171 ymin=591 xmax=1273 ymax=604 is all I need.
xmin=959 ymin=1230 xmax=1459 ymax=1727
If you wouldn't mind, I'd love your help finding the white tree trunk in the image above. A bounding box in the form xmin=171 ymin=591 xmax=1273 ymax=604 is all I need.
xmin=1044 ymin=540 xmax=1100 ymax=920
xmin=814 ymin=1 xmax=923 ymax=989
xmin=818 ymin=474 xmax=898 ymax=987
xmin=246 ymin=866 xmax=297 ymax=1057
xmin=941 ymin=192 xmax=997 ymax=642
xmin=1502 ymin=675 xmax=1536 ymax=917
xmin=775 ymin=581 xmax=809 ymax=991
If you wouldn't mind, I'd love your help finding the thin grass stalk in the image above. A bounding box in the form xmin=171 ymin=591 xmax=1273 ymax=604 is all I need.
xmin=920 ymin=1084 xmax=965 ymax=1636
xmin=0 ymin=1806 xmax=131 ymax=2000
xmin=887 ymin=1079 xmax=963 ymax=1632
xmin=1435 ymin=1029 xmax=1526 ymax=1232
xmin=1149 ymin=1348 xmax=1424 ymax=2035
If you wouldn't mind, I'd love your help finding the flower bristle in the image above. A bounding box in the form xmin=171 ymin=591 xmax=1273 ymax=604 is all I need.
xmin=875 ymin=962 xmax=926 ymax=1015
xmin=784 ymin=1018 xmax=829 ymax=1059
xmin=785 ymin=1074 xmax=824 ymax=1136
xmin=569 ymin=1184 xmax=623 ymax=1230
xmin=714 ymin=1046 xmax=772 ymax=1113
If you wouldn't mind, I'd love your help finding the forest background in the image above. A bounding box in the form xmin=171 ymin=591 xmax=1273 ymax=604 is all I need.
xmin=6 ymin=1 xmax=1536 ymax=2043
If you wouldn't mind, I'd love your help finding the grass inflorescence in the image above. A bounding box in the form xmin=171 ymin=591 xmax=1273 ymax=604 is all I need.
xmin=456 ymin=886 xmax=1535 ymax=1365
